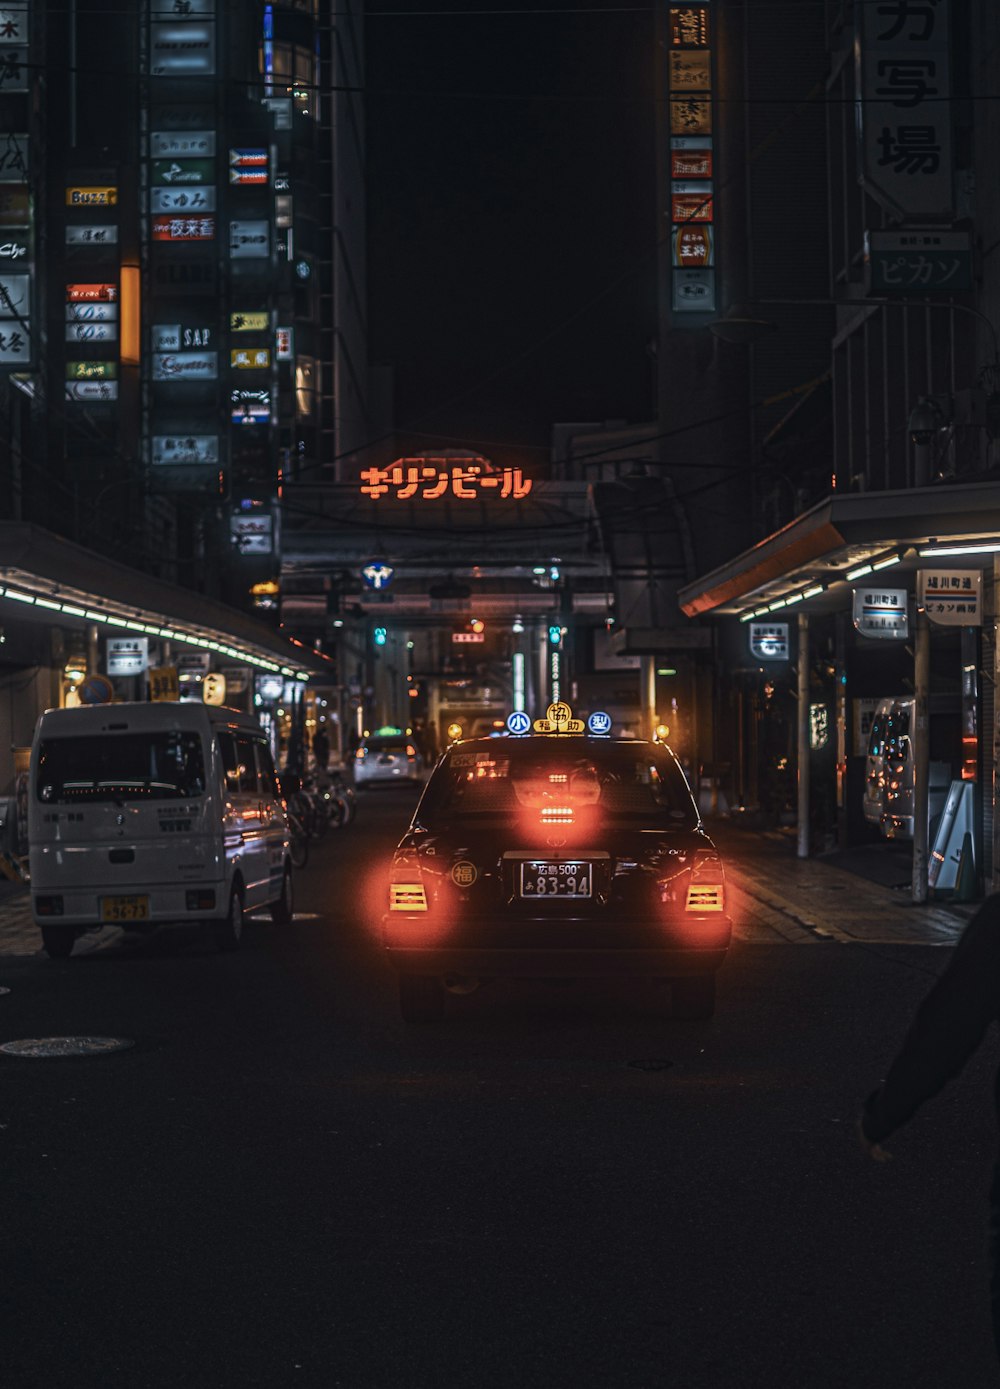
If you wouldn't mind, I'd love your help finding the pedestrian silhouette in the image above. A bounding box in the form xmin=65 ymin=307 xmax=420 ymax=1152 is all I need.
xmin=312 ymin=726 xmax=330 ymax=772
xmin=860 ymin=893 xmax=1000 ymax=1359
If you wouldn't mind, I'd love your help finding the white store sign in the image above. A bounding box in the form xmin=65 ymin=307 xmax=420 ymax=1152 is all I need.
xmin=65 ymin=224 xmax=117 ymax=246
xmin=229 ymin=220 xmax=270 ymax=258
xmin=852 ymin=587 xmax=909 ymax=640
xmin=150 ymin=130 xmax=216 ymax=158
xmin=150 ymin=186 xmax=216 ymax=213
xmin=918 ymin=569 xmax=982 ymax=626
xmin=106 ymin=637 xmax=149 ymax=677
xmin=66 ymin=321 xmax=117 ymax=342
xmin=152 ymin=351 xmax=218 ymax=380
xmin=152 ymin=434 xmax=219 ymax=466
xmin=749 ymin=622 xmax=789 ymax=661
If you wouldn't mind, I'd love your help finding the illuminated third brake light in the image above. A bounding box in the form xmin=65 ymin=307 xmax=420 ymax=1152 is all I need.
xmin=389 ymin=883 xmax=428 ymax=911
xmin=540 ymin=806 xmax=574 ymax=824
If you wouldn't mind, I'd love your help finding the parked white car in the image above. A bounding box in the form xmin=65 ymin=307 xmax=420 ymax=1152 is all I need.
xmin=29 ymin=702 xmax=293 ymax=957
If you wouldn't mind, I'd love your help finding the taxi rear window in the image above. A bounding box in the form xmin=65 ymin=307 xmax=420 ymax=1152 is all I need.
xmin=418 ymin=742 xmax=697 ymax=826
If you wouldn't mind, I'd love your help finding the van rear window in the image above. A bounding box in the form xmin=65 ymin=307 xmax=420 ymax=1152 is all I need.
xmin=36 ymin=733 xmax=206 ymax=803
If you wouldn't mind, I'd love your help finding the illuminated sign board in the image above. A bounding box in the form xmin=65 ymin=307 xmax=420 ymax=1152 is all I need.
xmin=65 ymin=225 xmax=117 ymax=246
xmin=673 ymin=224 xmax=713 ymax=268
xmin=230 ymin=347 xmax=270 ymax=369
xmin=152 ymin=351 xmax=218 ymax=381
xmin=152 ymin=434 xmax=219 ymax=466
xmin=229 ymin=149 xmax=268 ymax=185
xmin=668 ymin=7 xmax=715 ymax=317
xmin=150 ymin=130 xmax=216 ymax=158
xmin=917 ymin=570 xmax=982 ymax=627
xmin=0 ymin=270 xmax=28 ymax=316
xmin=669 ymin=6 xmax=709 ymax=46
xmin=66 ymin=301 xmax=117 ymax=321
xmin=151 ymin=326 xmax=211 ymax=351
xmin=360 ymin=458 xmax=532 ymax=501
xmin=0 ymin=6 xmax=29 ymax=45
xmin=231 ymin=403 xmax=270 ymax=424
xmin=0 ymin=133 xmax=27 ymax=183
xmin=106 ymin=637 xmax=149 ymax=677
xmin=231 ymin=311 xmax=269 ymax=332
xmin=152 ymin=214 xmax=215 ymax=241
xmin=749 ymin=623 xmax=790 ymax=661
xmin=452 ymin=632 xmax=485 ymax=644
xmin=151 ymin=158 xmax=214 ymax=185
xmin=66 ymin=380 xmax=117 ymax=401
xmin=230 ymin=514 xmax=273 ymax=555
xmin=66 ymin=321 xmax=117 ymax=343
xmin=852 ymin=588 xmax=909 ymax=640
xmin=66 ymin=360 xmax=116 ymax=380
xmin=671 ymin=190 xmax=713 ymax=223
xmin=229 ymin=221 xmax=270 ymax=258
xmin=151 ymin=187 xmax=216 ymax=213
xmin=66 ymin=282 xmax=117 ymax=302
xmin=276 ymin=326 xmax=293 ymax=360
xmin=65 ymin=186 xmax=118 ymax=207
xmin=671 ymin=143 xmax=712 ymax=179
xmin=150 ymin=22 xmax=216 ymax=77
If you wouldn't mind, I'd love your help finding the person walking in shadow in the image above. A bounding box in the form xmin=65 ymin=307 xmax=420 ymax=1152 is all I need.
xmin=859 ymin=895 xmax=1000 ymax=1360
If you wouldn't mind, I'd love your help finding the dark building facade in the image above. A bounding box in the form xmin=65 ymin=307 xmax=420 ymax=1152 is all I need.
xmin=0 ymin=0 xmax=368 ymax=610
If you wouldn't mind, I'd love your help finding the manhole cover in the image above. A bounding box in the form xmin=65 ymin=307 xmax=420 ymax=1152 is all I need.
xmin=0 ymin=1036 xmax=134 ymax=1059
xmin=628 ymin=1058 xmax=674 ymax=1072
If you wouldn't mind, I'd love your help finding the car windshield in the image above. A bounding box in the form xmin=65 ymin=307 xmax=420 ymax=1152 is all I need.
xmin=36 ymin=732 xmax=207 ymax=803
xmin=416 ymin=740 xmax=698 ymax=828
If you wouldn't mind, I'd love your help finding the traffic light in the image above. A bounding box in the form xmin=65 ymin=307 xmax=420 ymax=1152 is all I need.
xmin=373 ymin=626 xmax=387 ymax=647
xmin=548 ymin=624 xmax=562 ymax=645
xmin=469 ymin=617 xmax=485 ymax=634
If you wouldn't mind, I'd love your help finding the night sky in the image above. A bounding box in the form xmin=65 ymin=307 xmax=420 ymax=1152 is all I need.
xmin=365 ymin=0 xmax=657 ymax=469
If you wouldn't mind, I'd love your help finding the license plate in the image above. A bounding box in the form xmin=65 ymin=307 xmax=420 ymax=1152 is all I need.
xmin=519 ymin=861 xmax=591 ymax=899
xmin=100 ymin=894 xmax=150 ymax=922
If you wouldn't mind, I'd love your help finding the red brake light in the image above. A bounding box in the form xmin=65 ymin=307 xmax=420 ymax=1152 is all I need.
xmin=685 ymin=849 xmax=726 ymax=913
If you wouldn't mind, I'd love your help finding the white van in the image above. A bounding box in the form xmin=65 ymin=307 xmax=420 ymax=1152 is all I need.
xmin=29 ymin=702 xmax=293 ymax=958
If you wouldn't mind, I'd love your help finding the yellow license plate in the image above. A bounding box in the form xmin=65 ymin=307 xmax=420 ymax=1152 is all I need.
xmin=100 ymin=895 xmax=150 ymax=922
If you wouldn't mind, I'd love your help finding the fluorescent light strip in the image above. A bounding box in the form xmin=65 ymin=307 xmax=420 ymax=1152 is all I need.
xmin=873 ymin=554 xmax=901 ymax=571
xmin=784 ymin=592 xmax=804 ymax=605
xmin=768 ymin=599 xmax=787 ymax=610
xmin=803 ymin=585 xmax=824 ymax=599
xmin=918 ymin=542 xmax=1000 ymax=557
xmin=1 ymin=586 xmax=307 ymax=679
xmin=846 ymin=564 xmax=872 ymax=581
xmin=739 ymin=611 xmax=755 ymax=623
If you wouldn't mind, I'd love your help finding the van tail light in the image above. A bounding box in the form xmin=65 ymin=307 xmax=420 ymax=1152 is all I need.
xmin=406 ymin=744 xmax=417 ymax=758
xmin=389 ymin=882 xmax=428 ymax=912
xmin=685 ymin=850 xmax=725 ymax=914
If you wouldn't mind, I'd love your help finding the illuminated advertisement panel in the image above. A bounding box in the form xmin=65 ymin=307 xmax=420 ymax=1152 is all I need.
xmin=230 ymin=311 xmax=269 ymax=332
xmin=151 ymin=187 xmax=216 ymax=213
xmin=66 ymin=322 xmax=117 ymax=343
xmin=152 ymin=351 xmax=218 ymax=381
xmin=66 ymin=282 xmax=117 ymax=302
xmin=229 ymin=221 xmax=270 ymax=258
xmin=65 ymin=225 xmax=118 ymax=246
xmin=152 ymin=214 xmax=215 ymax=241
xmin=668 ymin=7 xmax=714 ymax=318
xmin=0 ymin=131 xmax=27 ymax=182
xmin=66 ymin=301 xmax=117 ymax=321
xmin=151 ymin=158 xmax=214 ymax=185
xmin=66 ymin=360 xmax=117 ymax=380
xmin=152 ymin=434 xmax=219 ymax=466
xmin=151 ymin=130 xmax=216 ymax=158
xmin=65 ymin=186 xmax=118 ymax=207
xmin=66 ymin=380 xmax=117 ymax=401
xmin=150 ymin=23 xmax=215 ymax=76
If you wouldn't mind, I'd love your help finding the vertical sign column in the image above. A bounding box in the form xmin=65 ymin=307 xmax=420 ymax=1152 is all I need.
xmin=667 ymin=3 xmax=715 ymax=317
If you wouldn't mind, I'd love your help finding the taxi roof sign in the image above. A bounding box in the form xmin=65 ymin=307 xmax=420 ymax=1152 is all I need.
xmin=533 ymin=701 xmax=584 ymax=735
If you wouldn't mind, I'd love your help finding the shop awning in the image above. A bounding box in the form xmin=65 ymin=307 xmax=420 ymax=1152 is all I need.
xmin=677 ymin=480 xmax=1000 ymax=619
xmin=0 ymin=522 xmax=333 ymax=680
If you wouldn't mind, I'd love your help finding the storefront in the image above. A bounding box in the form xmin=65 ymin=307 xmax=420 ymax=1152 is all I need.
xmin=677 ymin=481 xmax=1000 ymax=902
xmin=0 ymin=522 xmax=333 ymax=854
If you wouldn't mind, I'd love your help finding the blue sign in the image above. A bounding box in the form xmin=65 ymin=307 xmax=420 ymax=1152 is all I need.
xmin=362 ymin=560 xmax=394 ymax=591
xmin=587 ymin=711 xmax=612 ymax=736
xmin=506 ymin=711 xmax=531 ymax=736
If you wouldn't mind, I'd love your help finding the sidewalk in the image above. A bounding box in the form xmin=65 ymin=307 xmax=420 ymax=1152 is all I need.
xmin=708 ymin=817 xmax=973 ymax=948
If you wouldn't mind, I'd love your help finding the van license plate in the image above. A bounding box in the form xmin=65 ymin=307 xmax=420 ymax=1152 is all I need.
xmin=100 ymin=895 xmax=150 ymax=922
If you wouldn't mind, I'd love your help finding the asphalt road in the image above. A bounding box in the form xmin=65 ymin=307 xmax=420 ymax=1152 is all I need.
xmin=1 ymin=788 xmax=998 ymax=1389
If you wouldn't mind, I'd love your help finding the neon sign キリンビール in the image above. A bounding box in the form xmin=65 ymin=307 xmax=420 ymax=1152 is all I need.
xmin=360 ymin=458 xmax=531 ymax=501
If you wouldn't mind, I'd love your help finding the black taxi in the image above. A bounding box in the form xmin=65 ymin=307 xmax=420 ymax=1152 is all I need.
xmin=381 ymin=704 xmax=732 ymax=1021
